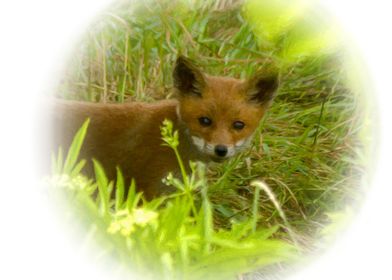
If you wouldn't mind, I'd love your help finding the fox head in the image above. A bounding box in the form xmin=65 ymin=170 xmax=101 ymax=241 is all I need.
xmin=173 ymin=56 xmax=279 ymax=162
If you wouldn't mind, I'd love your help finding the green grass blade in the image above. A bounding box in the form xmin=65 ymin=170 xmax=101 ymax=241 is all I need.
xmin=70 ymin=159 xmax=87 ymax=177
xmin=201 ymin=185 xmax=213 ymax=255
xmin=126 ymin=179 xmax=139 ymax=211
xmin=251 ymin=183 xmax=261 ymax=234
xmin=115 ymin=167 xmax=125 ymax=211
xmin=92 ymin=159 xmax=110 ymax=216
xmin=63 ymin=118 xmax=90 ymax=174
xmin=107 ymin=181 xmax=114 ymax=202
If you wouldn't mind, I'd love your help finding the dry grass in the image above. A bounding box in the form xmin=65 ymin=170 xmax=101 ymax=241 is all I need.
xmin=56 ymin=0 xmax=369 ymax=262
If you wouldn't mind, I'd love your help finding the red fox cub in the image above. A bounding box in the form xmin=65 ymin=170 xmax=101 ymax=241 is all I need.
xmin=53 ymin=56 xmax=279 ymax=198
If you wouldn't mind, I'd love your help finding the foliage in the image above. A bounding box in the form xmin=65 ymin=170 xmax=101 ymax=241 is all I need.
xmin=49 ymin=119 xmax=298 ymax=279
xmin=243 ymin=0 xmax=340 ymax=62
xmin=53 ymin=0 xmax=370 ymax=277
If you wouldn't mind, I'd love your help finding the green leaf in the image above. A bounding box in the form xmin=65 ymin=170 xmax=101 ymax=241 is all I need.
xmin=55 ymin=147 xmax=63 ymax=174
xmin=243 ymin=0 xmax=339 ymax=61
xmin=115 ymin=167 xmax=125 ymax=211
xmin=70 ymin=159 xmax=87 ymax=178
xmin=280 ymin=18 xmax=339 ymax=61
xmin=93 ymin=159 xmax=110 ymax=216
xmin=190 ymin=240 xmax=296 ymax=279
xmin=243 ymin=0 xmax=311 ymax=42
xmin=201 ymin=184 xmax=213 ymax=254
xmin=252 ymin=225 xmax=280 ymax=240
xmin=63 ymin=118 xmax=90 ymax=174
xmin=126 ymin=179 xmax=143 ymax=211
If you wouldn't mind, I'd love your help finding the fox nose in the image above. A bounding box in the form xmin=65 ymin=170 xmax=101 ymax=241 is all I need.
xmin=214 ymin=145 xmax=228 ymax=157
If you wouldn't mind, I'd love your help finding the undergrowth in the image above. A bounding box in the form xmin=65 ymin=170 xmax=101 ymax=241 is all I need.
xmin=49 ymin=119 xmax=298 ymax=279
xmin=50 ymin=0 xmax=370 ymax=278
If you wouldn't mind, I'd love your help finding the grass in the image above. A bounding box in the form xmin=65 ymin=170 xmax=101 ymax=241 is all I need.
xmin=49 ymin=0 xmax=370 ymax=278
xmin=49 ymin=119 xmax=298 ymax=279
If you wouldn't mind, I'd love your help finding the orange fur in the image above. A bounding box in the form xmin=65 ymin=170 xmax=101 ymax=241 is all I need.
xmin=52 ymin=56 xmax=279 ymax=198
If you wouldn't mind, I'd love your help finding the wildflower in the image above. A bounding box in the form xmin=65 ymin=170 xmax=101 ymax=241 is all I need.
xmin=107 ymin=208 xmax=158 ymax=237
xmin=133 ymin=209 xmax=158 ymax=227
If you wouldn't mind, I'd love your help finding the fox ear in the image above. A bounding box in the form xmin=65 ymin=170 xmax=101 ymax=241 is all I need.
xmin=247 ymin=70 xmax=280 ymax=105
xmin=173 ymin=56 xmax=205 ymax=97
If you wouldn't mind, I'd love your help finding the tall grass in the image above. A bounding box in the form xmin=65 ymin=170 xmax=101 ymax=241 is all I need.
xmin=49 ymin=119 xmax=298 ymax=279
xmin=52 ymin=0 xmax=370 ymax=277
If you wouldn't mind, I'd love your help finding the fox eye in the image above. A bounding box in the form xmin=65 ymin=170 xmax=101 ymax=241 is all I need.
xmin=198 ymin=116 xmax=212 ymax=127
xmin=233 ymin=121 xmax=245 ymax=130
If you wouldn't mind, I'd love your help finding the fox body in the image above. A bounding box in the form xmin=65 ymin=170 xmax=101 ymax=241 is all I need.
xmin=52 ymin=56 xmax=279 ymax=198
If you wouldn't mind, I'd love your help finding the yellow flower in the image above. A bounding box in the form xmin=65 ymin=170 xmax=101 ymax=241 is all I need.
xmin=107 ymin=208 xmax=158 ymax=236
xmin=133 ymin=209 xmax=158 ymax=227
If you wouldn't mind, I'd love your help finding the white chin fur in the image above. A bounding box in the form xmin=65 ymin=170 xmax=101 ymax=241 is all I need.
xmin=235 ymin=136 xmax=253 ymax=150
xmin=191 ymin=136 xmax=253 ymax=158
xmin=191 ymin=136 xmax=205 ymax=151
